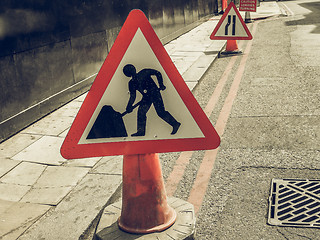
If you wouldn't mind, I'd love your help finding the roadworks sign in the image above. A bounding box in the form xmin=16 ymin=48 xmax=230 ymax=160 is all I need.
xmin=210 ymin=2 xmax=253 ymax=40
xmin=61 ymin=10 xmax=220 ymax=159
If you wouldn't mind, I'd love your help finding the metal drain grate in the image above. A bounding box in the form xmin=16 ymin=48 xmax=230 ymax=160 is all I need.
xmin=268 ymin=179 xmax=320 ymax=228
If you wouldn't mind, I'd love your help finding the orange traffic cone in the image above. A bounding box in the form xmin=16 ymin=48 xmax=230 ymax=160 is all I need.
xmin=221 ymin=40 xmax=242 ymax=55
xmin=118 ymin=153 xmax=176 ymax=234
xmin=222 ymin=0 xmax=228 ymax=12
xmin=226 ymin=40 xmax=240 ymax=52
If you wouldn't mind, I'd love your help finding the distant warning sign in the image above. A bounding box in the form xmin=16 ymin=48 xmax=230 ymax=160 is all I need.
xmin=239 ymin=0 xmax=257 ymax=12
xmin=210 ymin=2 xmax=253 ymax=40
xmin=60 ymin=9 xmax=220 ymax=159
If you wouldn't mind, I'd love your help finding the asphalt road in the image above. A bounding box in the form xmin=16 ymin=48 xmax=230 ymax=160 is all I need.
xmin=159 ymin=0 xmax=320 ymax=239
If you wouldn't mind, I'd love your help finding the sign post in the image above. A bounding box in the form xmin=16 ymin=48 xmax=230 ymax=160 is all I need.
xmin=61 ymin=9 xmax=220 ymax=239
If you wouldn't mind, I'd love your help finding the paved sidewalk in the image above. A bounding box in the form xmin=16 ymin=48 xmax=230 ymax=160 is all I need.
xmin=249 ymin=1 xmax=283 ymax=20
xmin=0 ymin=2 xmax=283 ymax=239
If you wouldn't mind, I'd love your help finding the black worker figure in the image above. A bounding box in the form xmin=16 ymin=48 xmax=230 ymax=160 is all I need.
xmin=123 ymin=64 xmax=181 ymax=137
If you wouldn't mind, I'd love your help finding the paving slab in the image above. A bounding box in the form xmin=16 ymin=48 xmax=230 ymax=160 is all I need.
xmin=58 ymin=128 xmax=70 ymax=138
xmin=193 ymin=54 xmax=218 ymax=68
xmin=63 ymin=157 xmax=102 ymax=168
xmin=21 ymin=114 xmax=74 ymax=136
xmin=182 ymin=53 xmax=219 ymax=84
xmin=0 ymin=199 xmax=15 ymax=214
xmin=0 ymin=162 xmax=46 ymax=186
xmin=91 ymin=155 xmax=123 ymax=175
xmin=0 ymin=158 xmax=20 ymax=178
xmin=175 ymin=44 xmax=208 ymax=52
xmin=12 ymin=136 xmax=67 ymax=165
xmin=33 ymin=165 xmax=89 ymax=188
xmin=21 ymin=186 xmax=73 ymax=205
xmin=0 ymin=134 xmax=41 ymax=159
xmin=171 ymin=51 xmax=204 ymax=58
xmin=18 ymin=173 xmax=122 ymax=240
xmin=185 ymin=82 xmax=198 ymax=91
xmin=183 ymin=56 xmax=209 ymax=82
xmin=171 ymin=42 xmax=212 ymax=53
xmin=0 ymin=200 xmax=50 ymax=240
xmin=173 ymin=60 xmax=195 ymax=76
xmin=48 ymin=100 xmax=82 ymax=118
xmin=205 ymin=40 xmax=226 ymax=53
xmin=0 ymin=183 xmax=31 ymax=202
xmin=249 ymin=1 xmax=283 ymax=20
xmin=173 ymin=56 xmax=202 ymax=65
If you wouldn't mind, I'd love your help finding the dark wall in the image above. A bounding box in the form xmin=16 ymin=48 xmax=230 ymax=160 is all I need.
xmin=0 ymin=0 xmax=220 ymax=142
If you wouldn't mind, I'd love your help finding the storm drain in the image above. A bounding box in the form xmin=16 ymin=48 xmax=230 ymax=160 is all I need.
xmin=268 ymin=179 xmax=320 ymax=228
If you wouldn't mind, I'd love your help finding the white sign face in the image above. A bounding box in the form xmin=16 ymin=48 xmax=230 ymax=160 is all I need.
xmin=78 ymin=28 xmax=204 ymax=144
xmin=214 ymin=8 xmax=249 ymax=38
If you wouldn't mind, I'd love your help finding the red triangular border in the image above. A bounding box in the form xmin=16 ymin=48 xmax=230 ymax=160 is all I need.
xmin=61 ymin=9 xmax=220 ymax=159
xmin=210 ymin=2 xmax=253 ymax=40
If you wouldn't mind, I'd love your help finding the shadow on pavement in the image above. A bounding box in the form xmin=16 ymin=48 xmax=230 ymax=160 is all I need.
xmin=285 ymin=1 xmax=320 ymax=34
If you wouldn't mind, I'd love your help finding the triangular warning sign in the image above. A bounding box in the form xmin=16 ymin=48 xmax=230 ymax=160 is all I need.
xmin=210 ymin=2 xmax=252 ymax=40
xmin=61 ymin=9 xmax=220 ymax=159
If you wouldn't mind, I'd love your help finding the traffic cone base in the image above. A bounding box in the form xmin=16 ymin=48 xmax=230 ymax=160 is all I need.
xmin=118 ymin=153 xmax=177 ymax=234
xmin=95 ymin=197 xmax=195 ymax=239
xmin=118 ymin=211 xmax=176 ymax=234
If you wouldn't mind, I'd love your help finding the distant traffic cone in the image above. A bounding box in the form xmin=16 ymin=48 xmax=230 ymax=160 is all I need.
xmin=245 ymin=11 xmax=252 ymax=23
xmin=118 ymin=153 xmax=176 ymax=234
xmin=222 ymin=0 xmax=228 ymax=12
xmin=221 ymin=40 xmax=242 ymax=55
